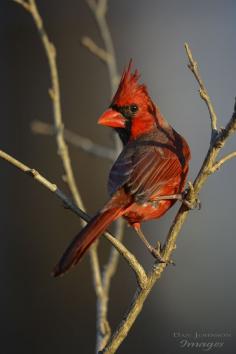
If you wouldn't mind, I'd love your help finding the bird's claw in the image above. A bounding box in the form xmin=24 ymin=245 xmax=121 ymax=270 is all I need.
xmin=182 ymin=182 xmax=201 ymax=210
xmin=152 ymin=241 xmax=175 ymax=266
xmin=182 ymin=197 xmax=201 ymax=210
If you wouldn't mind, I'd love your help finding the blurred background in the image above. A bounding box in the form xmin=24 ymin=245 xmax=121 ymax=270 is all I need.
xmin=0 ymin=0 xmax=236 ymax=353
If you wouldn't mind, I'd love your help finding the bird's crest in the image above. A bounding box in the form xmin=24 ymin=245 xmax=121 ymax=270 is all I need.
xmin=111 ymin=60 xmax=151 ymax=107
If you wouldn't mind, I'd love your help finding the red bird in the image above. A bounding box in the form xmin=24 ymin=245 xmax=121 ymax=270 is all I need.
xmin=53 ymin=62 xmax=191 ymax=277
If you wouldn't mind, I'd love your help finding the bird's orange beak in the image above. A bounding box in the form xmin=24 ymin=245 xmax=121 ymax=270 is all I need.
xmin=98 ymin=109 xmax=126 ymax=128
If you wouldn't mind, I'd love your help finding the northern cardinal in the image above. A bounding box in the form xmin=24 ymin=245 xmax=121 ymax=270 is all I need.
xmin=53 ymin=62 xmax=191 ymax=277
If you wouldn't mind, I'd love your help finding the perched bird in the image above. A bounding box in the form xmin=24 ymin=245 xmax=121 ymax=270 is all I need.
xmin=53 ymin=62 xmax=191 ymax=277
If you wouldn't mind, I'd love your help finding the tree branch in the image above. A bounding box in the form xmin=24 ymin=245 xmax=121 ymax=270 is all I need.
xmin=101 ymin=44 xmax=236 ymax=354
xmin=211 ymin=151 xmax=236 ymax=173
xmin=81 ymin=36 xmax=111 ymax=63
xmin=0 ymin=150 xmax=87 ymax=221
xmin=31 ymin=120 xmax=116 ymax=161
xmin=184 ymin=43 xmax=218 ymax=137
xmin=85 ymin=0 xmax=119 ymax=94
xmin=13 ymin=0 xmax=31 ymax=11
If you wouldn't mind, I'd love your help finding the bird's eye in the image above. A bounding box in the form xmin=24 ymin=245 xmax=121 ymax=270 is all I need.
xmin=130 ymin=104 xmax=138 ymax=113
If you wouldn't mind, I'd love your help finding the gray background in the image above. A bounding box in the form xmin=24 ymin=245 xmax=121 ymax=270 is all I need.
xmin=0 ymin=0 xmax=235 ymax=353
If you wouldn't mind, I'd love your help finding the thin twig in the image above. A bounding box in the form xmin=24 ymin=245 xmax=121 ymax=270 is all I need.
xmin=31 ymin=120 xmax=116 ymax=161
xmin=101 ymin=44 xmax=236 ymax=354
xmin=184 ymin=43 xmax=218 ymax=137
xmin=81 ymin=36 xmax=111 ymax=63
xmin=13 ymin=0 xmax=31 ymax=11
xmin=86 ymin=0 xmax=119 ymax=94
xmin=102 ymin=220 xmax=125 ymax=293
xmin=0 ymin=149 xmax=87 ymax=220
xmin=104 ymin=232 xmax=147 ymax=289
xmin=14 ymin=0 xmax=104 ymax=304
xmin=211 ymin=151 xmax=236 ymax=173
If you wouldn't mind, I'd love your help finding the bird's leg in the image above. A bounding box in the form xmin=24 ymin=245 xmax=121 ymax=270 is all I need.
xmin=155 ymin=193 xmax=194 ymax=209
xmin=155 ymin=183 xmax=201 ymax=210
xmin=134 ymin=225 xmax=172 ymax=264
xmin=183 ymin=181 xmax=201 ymax=209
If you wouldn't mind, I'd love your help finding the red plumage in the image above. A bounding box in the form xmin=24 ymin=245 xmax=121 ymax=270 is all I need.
xmin=53 ymin=62 xmax=191 ymax=277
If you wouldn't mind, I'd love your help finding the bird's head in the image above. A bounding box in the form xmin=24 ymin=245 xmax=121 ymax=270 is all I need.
xmin=98 ymin=61 xmax=163 ymax=144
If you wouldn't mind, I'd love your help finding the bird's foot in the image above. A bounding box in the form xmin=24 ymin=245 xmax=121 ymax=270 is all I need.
xmin=155 ymin=186 xmax=201 ymax=210
xmin=152 ymin=241 xmax=175 ymax=266
xmin=182 ymin=182 xmax=201 ymax=210
xmin=135 ymin=227 xmax=175 ymax=265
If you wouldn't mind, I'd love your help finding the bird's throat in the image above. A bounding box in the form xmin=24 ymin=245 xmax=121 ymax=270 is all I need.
xmin=115 ymin=126 xmax=131 ymax=145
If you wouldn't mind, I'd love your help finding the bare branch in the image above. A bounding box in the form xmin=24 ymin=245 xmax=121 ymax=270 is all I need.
xmin=96 ymin=0 xmax=108 ymax=17
xmin=104 ymin=231 xmax=147 ymax=289
xmin=86 ymin=0 xmax=97 ymax=12
xmin=0 ymin=149 xmax=57 ymax=191
xmin=13 ymin=0 xmax=31 ymax=11
xmin=211 ymin=151 xmax=236 ymax=173
xmin=0 ymin=149 xmax=86 ymax=220
xmin=31 ymin=120 xmax=116 ymax=161
xmin=102 ymin=219 xmax=125 ymax=292
xmin=216 ymin=98 xmax=236 ymax=144
xmin=85 ymin=1 xmax=119 ymax=95
xmin=184 ymin=43 xmax=218 ymax=136
xmin=81 ymin=36 xmax=111 ymax=63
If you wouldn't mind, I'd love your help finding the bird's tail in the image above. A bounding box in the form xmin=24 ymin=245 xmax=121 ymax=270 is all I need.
xmin=53 ymin=201 xmax=125 ymax=277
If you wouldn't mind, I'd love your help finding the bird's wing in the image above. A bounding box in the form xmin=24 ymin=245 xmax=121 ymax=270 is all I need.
xmin=108 ymin=142 xmax=185 ymax=202
xmin=108 ymin=143 xmax=134 ymax=196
